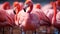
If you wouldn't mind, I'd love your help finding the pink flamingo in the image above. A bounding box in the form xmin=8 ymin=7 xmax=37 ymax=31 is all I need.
xmin=0 ymin=2 xmax=11 ymax=10
xmin=41 ymin=0 xmax=60 ymax=32
xmin=52 ymin=1 xmax=60 ymax=31
xmin=16 ymin=0 xmax=40 ymax=31
xmin=56 ymin=0 xmax=60 ymax=10
xmin=0 ymin=10 xmax=14 ymax=27
xmin=13 ymin=1 xmax=23 ymax=14
xmin=13 ymin=1 xmax=24 ymax=26
xmin=34 ymin=3 xmax=41 ymax=9
xmin=16 ymin=0 xmax=51 ymax=31
xmin=42 ymin=0 xmax=60 ymax=23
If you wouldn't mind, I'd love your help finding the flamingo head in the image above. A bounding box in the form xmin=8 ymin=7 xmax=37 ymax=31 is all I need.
xmin=50 ymin=2 xmax=54 ymax=6
xmin=23 ymin=0 xmax=33 ymax=13
xmin=25 ymin=0 xmax=33 ymax=7
xmin=57 ymin=0 xmax=60 ymax=2
xmin=57 ymin=0 xmax=60 ymax=6
xmin=2 ymin=2 xmax=10 ymax=10
xmin=35 ymin=3 xmax=41 ymax=9
xmin=13 ymin=1 xmax=23 ymax=14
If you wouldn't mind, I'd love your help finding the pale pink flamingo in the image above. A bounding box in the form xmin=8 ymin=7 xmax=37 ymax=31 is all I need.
xmin=15 ymin=0 xmax=51 ymax=31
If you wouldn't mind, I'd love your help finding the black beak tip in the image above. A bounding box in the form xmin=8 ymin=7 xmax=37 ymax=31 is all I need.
xmin=13 ymin=10 xmax=16 ymax=14
xmin=24 ymin=8 xmax=26 ymax=12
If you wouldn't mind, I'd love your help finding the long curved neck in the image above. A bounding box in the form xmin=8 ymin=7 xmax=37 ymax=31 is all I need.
xmin=27 ymin=4 xmax=33 ymax=13
xmin=53 ymin=2 xmax=57 ymax=23
xmin=15 ymin=6 xmax=20 ymax=14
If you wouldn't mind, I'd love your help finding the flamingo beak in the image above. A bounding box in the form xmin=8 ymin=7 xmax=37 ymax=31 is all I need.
xmin=13 ymin=7 xmax=17 ymax=14
xmin=23 ymin=4 xmax=29 ymax=12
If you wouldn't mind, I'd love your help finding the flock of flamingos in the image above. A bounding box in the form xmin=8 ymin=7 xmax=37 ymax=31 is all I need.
xmin=0 ymin=0 xmax=60 ymax=32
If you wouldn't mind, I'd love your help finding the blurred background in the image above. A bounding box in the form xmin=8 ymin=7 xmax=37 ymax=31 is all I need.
xmin=0 ymin=0 xmax=56 ymax=5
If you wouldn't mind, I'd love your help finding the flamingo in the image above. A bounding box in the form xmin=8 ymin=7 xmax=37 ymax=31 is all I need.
xmin=0 ymin=2 xmax=17 ymax=27
xmin=36 ymin=2 xmax=54 ymax=24
xmin=0 ymin=10 xmax=14 ymax=27
xmin=13 ymin=1 xmax=24 ymax=26
xmin=41 ymin=2 xmax=53 ymax=15
xmin=42 ymin=0 xmax=60 ymax=22
xmin=0 ymin=2 xmax=11 ymax=10
xmin=52 ymin=1 xmax=60 ymax=31
xmin=13 ymin=1 xmax=23 ymax=14
xmin=42 ymin=0 xmax=60 ymax=15
xmin=32 ymin=2 xmax=51 ymax=26
xmin=5 ymin=9 xmax=15 ymax=24
xmin=56 ymin=0 xmax=60 ymax=10
xmin=1 ymin=2 xmax=19 ymax=26
xmin=15 ymin=0 xmax=51 ymax=31
xmin=41 ymin=0 xmax=60 ymax=32
xmin=0 ymin=2 xmax=15 ymax=33
xmin=15 ymin=0 xmax=40 ymax=31
xmin=5 ymin=1 xmax=24 ymax=25
xmin=41 ymin=2 xmax=56 ymax=16
xmin=34 ymin=3 xmax=41 ymax=9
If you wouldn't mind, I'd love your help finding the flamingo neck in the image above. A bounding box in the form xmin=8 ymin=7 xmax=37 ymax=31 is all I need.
xmin=53 ymin=2 xmax=57 ymax=23
xmin=15 ymin=7 xmax=20 ymax=14
xmin=16 ymin=9 xmax=19 ymax=14
xmin=27 ymin=4 xmax=33 ymax=13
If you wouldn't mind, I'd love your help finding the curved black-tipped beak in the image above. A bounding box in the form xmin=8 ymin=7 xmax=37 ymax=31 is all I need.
xmin=23 ymin=4 xmax=29 ymax=12
xmin=13 ymin=7 xmax=16 ymax=14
